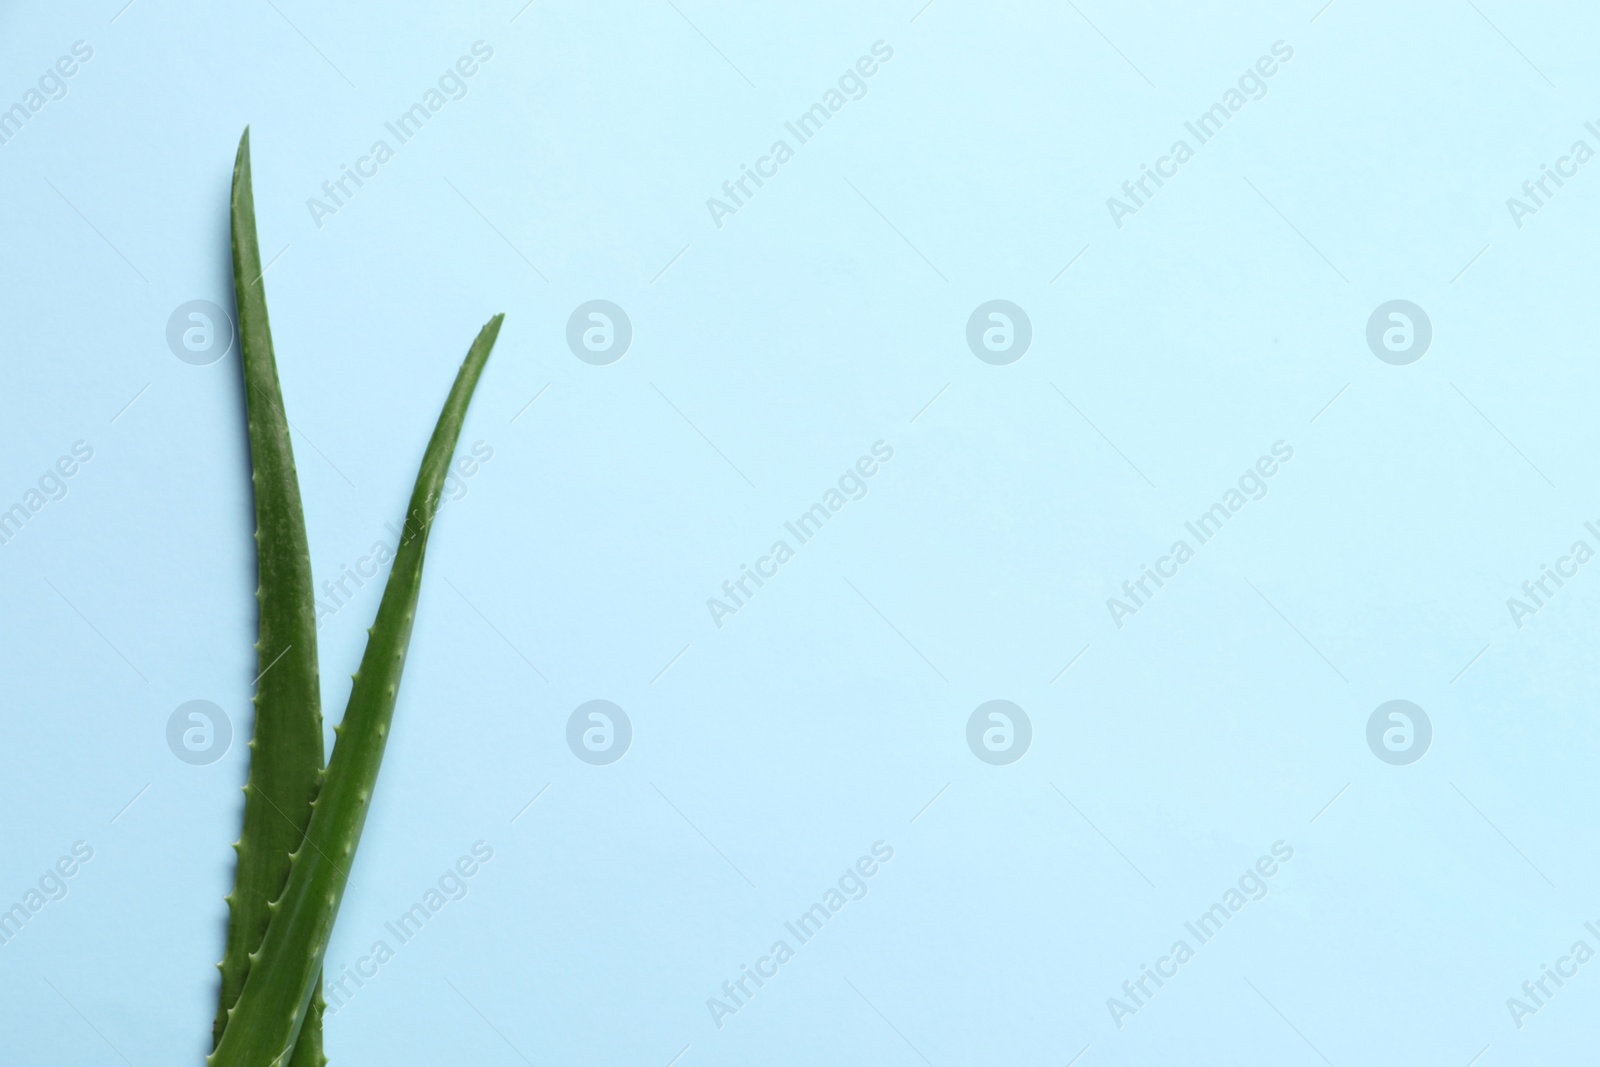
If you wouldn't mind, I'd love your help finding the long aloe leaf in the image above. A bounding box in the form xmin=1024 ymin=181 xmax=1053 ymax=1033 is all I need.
xmin=210 ymin=313 xmax=504 ymax=1067
xmin=214 ymin=127 xmax=327 ymax=1067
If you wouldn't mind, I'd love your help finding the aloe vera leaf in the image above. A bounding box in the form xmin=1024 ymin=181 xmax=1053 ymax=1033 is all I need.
xmin=210 ymin=314 xmax=504 ymax=1067
xmin=213 ymin=127 xmax=327 ymax=1066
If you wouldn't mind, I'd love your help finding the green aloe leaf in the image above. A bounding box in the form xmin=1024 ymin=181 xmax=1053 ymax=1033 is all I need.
xmin=213 ymin=128 xmax=327 ymax=1067
xmin=210 ymin=313 xmax=504 ymax=1067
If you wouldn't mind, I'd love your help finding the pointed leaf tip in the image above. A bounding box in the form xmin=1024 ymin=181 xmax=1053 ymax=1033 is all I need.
xmin=479 ymin=313 xmax=505 ymax=345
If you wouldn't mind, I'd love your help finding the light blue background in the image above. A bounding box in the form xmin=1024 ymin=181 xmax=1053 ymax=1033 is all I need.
xmin=2 ymin=1 xmax=1597 ymax=1063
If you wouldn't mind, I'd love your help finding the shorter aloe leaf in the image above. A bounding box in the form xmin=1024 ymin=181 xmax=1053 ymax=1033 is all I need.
xmin=209 ymin=315 xmax=503 ymax=1067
